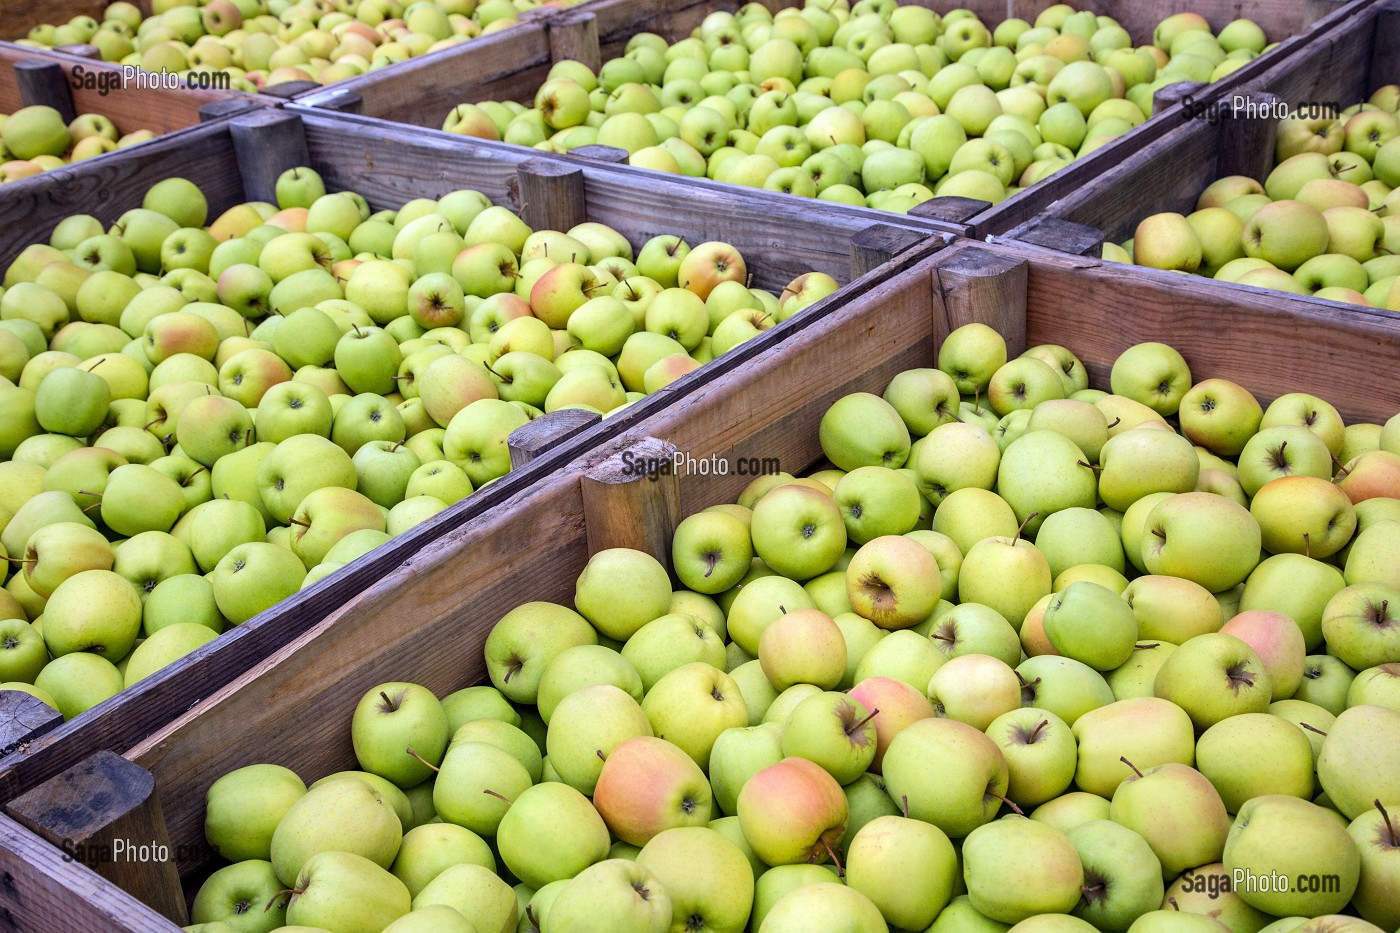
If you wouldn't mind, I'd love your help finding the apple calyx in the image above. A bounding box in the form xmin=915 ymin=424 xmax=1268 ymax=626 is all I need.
xmin=1119 ymin=756 xmax=1144 ymax=779
xmin=1224 ymin=662 xmax=1257 ymax=694
xmin=1013 ymin=511 xmax=1039 ymax=545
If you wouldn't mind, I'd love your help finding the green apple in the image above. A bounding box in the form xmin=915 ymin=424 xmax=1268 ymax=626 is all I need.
xmin=1044 ymin=581 xmax=1138 ymax=671
xmin=1154 ymin=632 xmax=1273 ymax=730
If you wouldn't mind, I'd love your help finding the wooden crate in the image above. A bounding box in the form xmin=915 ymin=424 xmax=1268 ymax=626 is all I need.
xmin=0 ymin=104 xmax=945 ymax=824
xmin=999 ymin=1 xmax=1400 ymax=281
xmin=0 ymin=45 xmax=264 ymax=139
xmin=6 ymin=235 xmax=1398 ymax=931
xmin=293 ymin=0 xmax=1370 ymax=235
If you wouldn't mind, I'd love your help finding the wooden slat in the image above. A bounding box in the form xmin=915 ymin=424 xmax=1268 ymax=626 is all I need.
xmin=0 ymin=813 xmax=179 ymax=933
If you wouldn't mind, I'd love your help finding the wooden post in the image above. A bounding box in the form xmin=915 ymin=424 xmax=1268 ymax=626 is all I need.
xmin=999 ymin=217 xmax=1104 ymax=259
xmin=518 ymin=159 xmax=588 ymax=232
xmin=0 ymin=692 xmax=62 ymax=760
xmin=1152 ymin=81 xmax=1205 ymax=116
xmin=569 ymin=145 xmax=630 ymax=165
xmin=5 ymin=752 xmax=186 ymax=926
xmin=910 ymin=195 xmax=990 ymax=231
xmin=14 ymin=61 xmax=76 ymax=124
xmin=508 ymin=410 xmax=601 ymax=469
xmin=580 ymin=436 xmax=681 ymax=568
xmin=229 ymin=109 xmax=312 ymax=205
xmin=1218 ymin=92 xmax=1282 ymax=182
xmin=547 ymin=10 xmax=601 ymax=71
xmin=1369 ymin=2 xmax=1400 ymax=96
xmin=849 ymin=224 xmax=929 ymax=279
xmin=932 ymin=246 xmax=1030 ymax=357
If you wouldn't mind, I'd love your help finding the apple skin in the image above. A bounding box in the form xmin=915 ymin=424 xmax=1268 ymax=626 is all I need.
xmin=1140 ymin=492 xmax=1262 ymax=595
xmin=1223 ymin=794 xmax=1361 ymax=917
xmin=881 ymin=716 xmax=1008 ymax=839
xmin=592 ymin=735 xmax=714 ymax=846
xmin=736 ymin=756 xmax=847 ymax=867
xmin=1219 ymin=610 xmax=1307 ymax=700
xmin=963 ymin=815 xmax=1085 ymax=924
xmin=845 ymin=814 xmax=958 ymax=930
xmin=1071 ymin=697 xmax=1195 ymax=799
xmin=1110 ymin=762 xmax=1230 ymax=881
xmin=1154 ymin=632 xmax=1274 ymax=731
xmin=846 ymin=675 xmax=935 ymax=772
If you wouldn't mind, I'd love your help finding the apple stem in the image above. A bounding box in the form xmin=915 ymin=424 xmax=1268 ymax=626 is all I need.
xmin=1013 ymin=512 xmax=1038 ymax=545
xmin=526 ymin=905 xmax=539 ymax=930
xmin=351 ymin=324 xmax=363 ymax=337
xmin=1029 ymin=719 xmax=1049 ymax=743
xmin=1134 ymin=642 xmax=1161 ymax=650
xmin=1303 ymin=532 xmax=1311 ymax=560
xmin=1168 ymin=897 xmax=1181 ymax=911
xmin=847 ymin=708 xmax=880 ymax=734
xmin=288 ymin=517 xmax=310 ymax=528
xmin=1119 ymin=756 xmax=1144 ymax=779
xmin=405 ymin=747 xmax=440 ymax=773
xmin=483 ymin=789 xmax=513 ymax=804
xmin=266 ymin=887 xmax=302 ymax=911
xmin=1376 ymin=800 xmax=1398 ymax=847
xmin=817 ymin=837 xmax=844 ymax=877
xmin=984 ymin=789 xmax=1023 ymax=815
xmin=0 ymin=556 xmax=32 ymax=565
xmin=1300 ymin=722 xmax=1328 ymax=737
xmin=1106 ymin=417 xmax=1121 ymax=429
xmin=143 ymin=418 xmax=165 ymax=431
xmin=1076 ymin=460 xmax=1101 ymax=471
xmin=596 ymin=749 xmax=607 ymax=762
xmin=901 ymin=795 xmax=909 ymax=820
xmin=83 ymin=358 xmax=105 ymax=373
xmin=1333 ymin=453 xmax=1352 ymax=478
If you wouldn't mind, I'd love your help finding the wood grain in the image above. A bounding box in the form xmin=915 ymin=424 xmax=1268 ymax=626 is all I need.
xmin=508 ymin=409 xmax=602 ymax=468
xmin=6 ymin=753 xmax=184 ymax=925
xmin=0 ymin=694 xmax=61 ymax=762
xmin=933 ymin=246 xmax=1030 ymax=358
xmin=518 ymin=157 xmax=588 ymax=232
xmin=580 ymin=436 xmax=681 ymax=566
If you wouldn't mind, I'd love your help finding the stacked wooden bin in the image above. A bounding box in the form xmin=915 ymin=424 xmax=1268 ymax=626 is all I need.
xmin=0 ymin=0 xmax=1396 ymax=929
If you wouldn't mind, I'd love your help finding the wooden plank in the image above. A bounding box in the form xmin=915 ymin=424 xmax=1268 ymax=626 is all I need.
xmin=6 ymin=753 xmax=185 ymax=925
xmin=229 ymin=108 xmax=312 ymax=205
xmin=518 ymin=157 xmax=588 ymax=232
xmin=0 ymin=693 xmax=61 ymax=761
xmin=509 ymin=409 xmax=602 ymax=468
xmin=547 ymin=9 xmax=601 ymax=72
xmin=933 ymin=245 xmax=1030 ymax=357
xmin=0 ymin=813 xmax=179 ymax=933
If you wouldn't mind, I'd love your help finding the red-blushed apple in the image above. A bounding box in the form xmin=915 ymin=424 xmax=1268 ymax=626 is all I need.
xmin=1109 ymin=761 xmax=1230 ymax=881
xmin=758 ymin=608 xmax=846 ymax=690
xmin=1220 ymin=610 xmax=1307 ymax=700
xmin=593 ymin=735 xmax=713 ymax=846
xmin=845 ymin=534 xmax=941 ymax=630
xmin=847 ymin=675 xmax=935 ymax=772
xmin=1250 ymin=475 xmax=1357 ymax=559
xmin=1337 ymin=450 xmax=1400 ymax=503
xmin=677 ymin=242 xmax=746 ymax=300
xmin=736 ymin=756 xmax=847 ymax=867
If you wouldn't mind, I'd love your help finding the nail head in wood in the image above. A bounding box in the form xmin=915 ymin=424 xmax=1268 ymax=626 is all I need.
xmin=229 ymin=109 xmax=313 ymax=205
xmin=0 ymin=691 xmax=62 ymax=760
xmin=569 ymin=144 xmax=629 ymax=165
xmin=850 ymin=224 xmax=929 ymax=278
xmin=580 ymin=436 xmax=681 ymax=568
xmin=5 ymin=751 xmax=186 ymax=925
xmin=547 ymin=10 xmax=601 ymax=72
xmin=508 ymin=409 xmax=601 ymax=469
xmin=933 ymin=246 xmax=1030 ymax=358
xmin=518 ymin=158 xmax=588 ymax=232
xmin=14 ymin=61 xmax=76 ymax=124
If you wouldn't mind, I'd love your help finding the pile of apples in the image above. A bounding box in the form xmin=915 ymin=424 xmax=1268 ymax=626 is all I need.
xmin=1119 ymin=85 xmax=1400 ymax=309
xmin=0 ymin=105 xmax=155 ymax=183
xmin=17 ymin=0 xmax=566 ymax=91
xmin=0 ymin=165 xmax=825 ymax=723
xmin=442 ymin=0 xmax=1272 ymax=214
xmin=187 ymin=326 xmax=1400 ymax=933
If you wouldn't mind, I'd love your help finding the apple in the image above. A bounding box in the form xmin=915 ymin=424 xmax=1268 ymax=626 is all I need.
xmin=963 ymin=815 xmax=1084 ymax=924
xmin=882 ymin=716 xmax=1008 ymax=838
xmin=593 ymin=735 xmax=713 ymax=846
xmin=737 ymin=756 xmax=847 ymax=866
xmin=845 ymin=814 xmax=957 ymax=930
